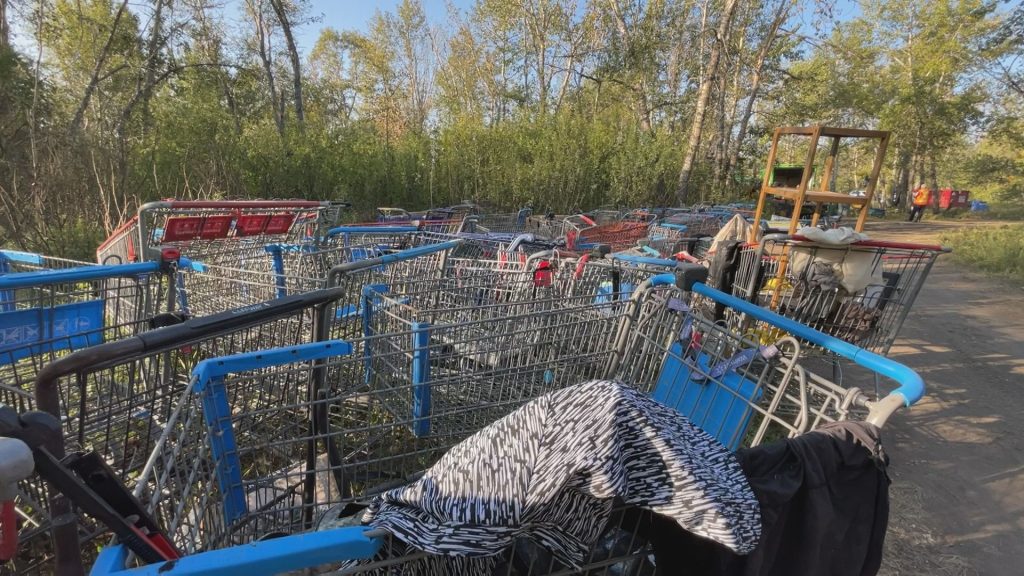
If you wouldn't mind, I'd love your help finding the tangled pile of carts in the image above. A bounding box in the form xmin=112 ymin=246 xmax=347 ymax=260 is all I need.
xmin=0 ymin=199 xmax=948 ymax=575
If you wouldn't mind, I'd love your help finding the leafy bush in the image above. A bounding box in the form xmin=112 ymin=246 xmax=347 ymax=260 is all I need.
xmin=941 ymin=224 xmax=1024 ymax=283
xmin=933 ymin=203 xmax=1024 ymax=221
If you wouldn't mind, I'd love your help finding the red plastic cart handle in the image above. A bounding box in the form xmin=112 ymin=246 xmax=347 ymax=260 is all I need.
xmin=1 ymin=500 xmax=17 ymax=562
xmin=160 ymin=200 xmax=325 ymax=209
xmin=574 ymin=254 xmax=591 ymax=279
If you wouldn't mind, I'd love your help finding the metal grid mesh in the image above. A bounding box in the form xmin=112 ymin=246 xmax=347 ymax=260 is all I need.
xmin=0 ymin=251 xmax=94 ymax=273
xmin=568 ymin=222 xmax=651 ymax=253
xmin=131 ymin=285 xmax=673 ymax=557
xmin=6 ymin=299 xmax=318 ymax=574
xmin=117 ymin=278 xmax=904 ymax=575
xmin=95 ymin=201 xmax=344 ymax=264
xmin=730 ymin=236 xmax=946 ymax=354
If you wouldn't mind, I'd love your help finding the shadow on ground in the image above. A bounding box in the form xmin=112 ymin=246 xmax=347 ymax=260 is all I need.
xmin=840 ymin=222 xmax=1024 ymax=575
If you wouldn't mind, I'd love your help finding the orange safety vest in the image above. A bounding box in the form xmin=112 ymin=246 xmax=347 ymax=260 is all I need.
xmin=912 ymin=188 xmax=931 ymax=206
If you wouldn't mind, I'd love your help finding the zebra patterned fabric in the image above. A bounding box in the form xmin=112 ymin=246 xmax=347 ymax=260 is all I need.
xmin=358 ymin=380 xmax=761 ymax=574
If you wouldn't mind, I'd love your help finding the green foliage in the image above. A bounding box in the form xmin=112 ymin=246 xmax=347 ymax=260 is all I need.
xmin=942 ymin=224 xmax=1024 ymax=282
xmin=0 ymin=0 xmax=1021 ymax=259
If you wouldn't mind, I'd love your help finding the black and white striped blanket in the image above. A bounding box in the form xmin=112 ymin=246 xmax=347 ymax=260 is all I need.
xmin=358 ymin=379 xmax=761 ymax=574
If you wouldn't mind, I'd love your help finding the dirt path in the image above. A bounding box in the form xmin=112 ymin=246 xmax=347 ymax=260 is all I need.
xmin=862 ymin=220 xmax=1024 ymax=575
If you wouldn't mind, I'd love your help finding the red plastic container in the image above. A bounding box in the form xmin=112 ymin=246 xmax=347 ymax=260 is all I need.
xmin=939 ymin=188 xmax=970 ymax=210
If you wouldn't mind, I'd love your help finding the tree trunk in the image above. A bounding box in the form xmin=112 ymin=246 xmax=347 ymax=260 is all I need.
xmin=725 ymin=0 xmax=790 ymax=181
xmin=928 ymin=152 xmax=939 ymax=212
xmin=608 ymin=0 xmax=652 ymax=131
xmin=524 ymin=0 xmax=549 ymax=115
xmin=0 ymin=0 xmax=9 ymax=50
xmin=114 ymin=0 xmax=166 ymax=199
xmin=69 ymin=0 xmax=130 ymax=136
xmin=249 ymin=0 xmax=285 ymax=136
xmin=712 ymin=47 xmax=740 ymax=197
xmin=140 ymin=0 xmax=165 ymax=135
xmin=676 ymin=0 xmax=740 ymax=205
xmin=269 ymin=0 xmax=305 ymax=127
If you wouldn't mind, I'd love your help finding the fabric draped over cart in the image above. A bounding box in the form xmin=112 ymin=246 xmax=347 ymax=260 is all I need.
xmin=353 ymin=380 xmax=761 ymax=575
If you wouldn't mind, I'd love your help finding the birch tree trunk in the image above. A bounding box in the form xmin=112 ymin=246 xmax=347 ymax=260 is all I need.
xmin=676 ymin=0 xmax=739 ymax=204
xmin=270 ymin=0 xmax=305 ymax=127
xmin=725 ymin=0 xmax=791 ymax=181
xmin=69 ymin=0 xmax=130 ymax=136
xmin=248 ymin=0 xmax=285 ymax=136
xmin=0 ymin=0 xmax=9 ymax=50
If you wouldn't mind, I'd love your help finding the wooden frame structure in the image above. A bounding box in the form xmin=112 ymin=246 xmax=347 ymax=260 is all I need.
xmin=750 ymin=125 xmax=891 ymax=242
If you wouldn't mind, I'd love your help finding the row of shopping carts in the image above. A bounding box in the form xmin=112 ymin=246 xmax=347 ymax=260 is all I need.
xmin=0 ymin=199 xmax=942 ymax=575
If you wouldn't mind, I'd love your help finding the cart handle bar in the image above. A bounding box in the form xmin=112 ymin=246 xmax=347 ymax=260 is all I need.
xmin=90 ymin=526 xmax=383 ymax=576
xmin=786 ymin=234 xmax=951 ymax=253
xmin=326 ymin=225 xmax=420 ymax=236
xmin=141 ymin=200 xmax=335 ymax=210
xmin=0 ymin=261 xmax=168 ymax=290
xmin=666 ymin=277 xmax=924 ymax=407
xmin=611 ymin=254 xmax=691 ymax=268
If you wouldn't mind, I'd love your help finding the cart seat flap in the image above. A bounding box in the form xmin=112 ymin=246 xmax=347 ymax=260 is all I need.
xmin=652 ymin=343 xmax=762 ymax=451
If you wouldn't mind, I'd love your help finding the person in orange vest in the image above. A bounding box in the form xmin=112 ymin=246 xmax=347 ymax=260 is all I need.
xmin=908 ymin=184 xmax=931 ymax=222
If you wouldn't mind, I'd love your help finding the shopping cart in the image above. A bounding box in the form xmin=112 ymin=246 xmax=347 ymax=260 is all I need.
xmin=559 ymin=214 xmax=596 ymax=238
xmin=587 ymin=208 xmax=624 ymax=225
xmin=0 ymin=256 xmax=182 ymax=574
xmin=540 ymin=253 xmax=694 ymax=303
xmin=70 ymin=274 xmax=922 ymax=575
xmin=95 ymin=200 xmax=347 ymax=265
xmin=0 ymin=250 xmax=93 ymax=274
xmin=0 ymin=243 xmax=461 ymax=575
xmin=644 ymin=224 xmax=716 ymax=259
xmin=566 ymin=221 xmax=651 ymax=253
xmin=730 ymin=234 xmax=950 ymax=355
xmin=321 ymin=225 xmax=444 ymax=250
xmin=0 ymin=256 xmax=180 ymax=396
xmin=415 ymin=218 xmax=468 ymax=235
xmin=660 ymin=212 xmax=726 ymax=236
xmin=174 ymin=239 xmax=462 ymax=319
xmin=465 ymin=208 xmax=534 ymax=234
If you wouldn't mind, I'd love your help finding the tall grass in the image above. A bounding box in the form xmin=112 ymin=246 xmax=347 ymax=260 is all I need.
xmin=941 ymin=224 xmax=1024 ymax=283
xmin=933 ymin=202 xmax=1024 ymax=221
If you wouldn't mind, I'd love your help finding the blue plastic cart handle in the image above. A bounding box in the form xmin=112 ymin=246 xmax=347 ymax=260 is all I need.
xmin=0 ymin=250 xmax=47 ymax=265
xmin=649 ymin=275 xmax=924 ymax=406
xmin=90 ymin=527 xmax=382 ymax=576
xmin=0 ymin=261 xmax=163 ymax=290
xmin=372 ymin=240 xmax=460 ymax=264
xmin=611 ymin=254 xmax=682 ymax=268
xmin=326 ymin=225 xmax=419 ymax=236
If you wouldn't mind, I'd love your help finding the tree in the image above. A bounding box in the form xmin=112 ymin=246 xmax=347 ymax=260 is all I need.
xmin=0 ymin=0 xmax=1019 ymax=259
xmin=677 ymin=0 xmax=740 ymax=204
xmin=1 ymin=0 xmax=9 ymax=50
xmin=269 ymin=0 xmax=305 ymax=127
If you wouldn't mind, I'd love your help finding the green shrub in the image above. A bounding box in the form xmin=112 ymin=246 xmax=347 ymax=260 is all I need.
xmin=941 ymin=224 xmax=1024 ymax=283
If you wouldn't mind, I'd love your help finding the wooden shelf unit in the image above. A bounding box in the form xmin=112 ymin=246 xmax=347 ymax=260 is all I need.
xmin=750 ymin=125 xmax=891 ymax=242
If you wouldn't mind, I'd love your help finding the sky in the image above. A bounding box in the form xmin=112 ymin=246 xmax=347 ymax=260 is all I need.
xmin=284 ymin=0 xmax=476 ymax=54
xmin=276 ymin=0 xmax=862 ymax=56
xmin=9 ymin=0 xmax=862 ymax=58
